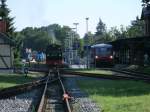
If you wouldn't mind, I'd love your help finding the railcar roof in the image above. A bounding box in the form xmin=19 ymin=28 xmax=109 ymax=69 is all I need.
xmin=91 ymin=43 xmax=112 ymax=48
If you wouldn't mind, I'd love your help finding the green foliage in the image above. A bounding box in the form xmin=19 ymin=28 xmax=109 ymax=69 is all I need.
xmin=78 ymin=38 xmax=84 ymax=57
xmin=142 ymin=0 xmax=150 ymax=7
xmin=95 ymin=18 xmax=106 ymax=36
xmin=13 ymin=58 xmax=22 ymax=67
xmin=83 ymin=32 xmax=94 ymax=45
xmin=107 ymin=27 xmax=121 ymax=40
xmin=92 ymin=16 xmax=144 ymax=44
xmin=19 ymin=24 xmax=77 ymax=52
xmin=126 ymin=16 xmax=144 ymax=37
xmin=21 ymin=27 xmax=52 ymax=51
xmin=94 ymin=18 xmax=113 ymax=43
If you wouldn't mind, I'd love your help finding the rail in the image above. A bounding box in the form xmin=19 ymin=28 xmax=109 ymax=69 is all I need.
xmin=0 ymin=77 xmax=47 ymax=99
xmin=62 ymin=69 xmax=150 ymax=82
xmin=58 ymin=70 xmax=72 ymax=112
xmin=37 ymin=71 xmax=58 ymax=112
xmin=37 ymin=69 xmax=72 ymax=112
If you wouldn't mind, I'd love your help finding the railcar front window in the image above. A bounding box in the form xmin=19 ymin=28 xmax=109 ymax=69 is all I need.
xmin=96 ymin=48 xmax=112 ymax=56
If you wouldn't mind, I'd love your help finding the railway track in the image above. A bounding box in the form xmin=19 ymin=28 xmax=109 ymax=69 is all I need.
xmin=99 ymin=68 xmax=150 ymax=81
xmin=62 ymin=68 xmax=150 ymax=82
xmin=0 ymin=75 xmax=47 ymax=99
xmin=37 ymin=69 xmax=72 ymax=112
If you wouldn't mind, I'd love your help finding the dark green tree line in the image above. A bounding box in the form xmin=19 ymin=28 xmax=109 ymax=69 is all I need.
xmin=82 ymin=16 xmax=145 ymax=46
xmin=19 ymin=24 xmax=80 ymax=52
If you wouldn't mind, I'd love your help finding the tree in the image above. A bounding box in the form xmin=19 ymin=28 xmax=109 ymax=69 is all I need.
xmin=108 ymin=27 xmax=121 ymax=40
xmin=78 ymin=38 xmax=84 ymax=58
xmin=0 ymin=0 xmax=15 ymax=36
xmin=126 ymin=16 xmax=144 ymax=37
xmin=119 ymin=25 xmax=128 ymax=39
xmin=83 ymin=32 xmax=94 ymax=45
xmin=94 ymin=18 xmax=107 ymax=43
xmin=95 ymin=18 xmax=106 ymax=36
xmin=142 ymin=0 xmax=150 ymax=7
xmin=42 ymin=24 xmax=75 ymax=47
xmin=21 ymin=27 xmax=52 ymax=51
xmin=19 ymin=24 xmax=76 ymax=52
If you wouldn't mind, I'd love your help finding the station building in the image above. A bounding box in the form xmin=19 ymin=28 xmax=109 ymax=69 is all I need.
xmin=109 ymin=5 xmax=150 ymax=66
xmin=0 ymin=20 xmax=14 ymax=72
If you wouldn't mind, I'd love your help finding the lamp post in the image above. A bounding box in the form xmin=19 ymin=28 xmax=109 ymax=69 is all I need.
xmin=85 ymin=17 xmax=89 ymax=34
xmin=73 ymin=23 xmax=79 ymax=65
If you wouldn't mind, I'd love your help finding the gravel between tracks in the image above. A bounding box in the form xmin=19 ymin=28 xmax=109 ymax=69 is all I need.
xmin=0 ymin=89 xmax=40 ymax=112
xmin=64 ymin=76 xmax=101 ymax=112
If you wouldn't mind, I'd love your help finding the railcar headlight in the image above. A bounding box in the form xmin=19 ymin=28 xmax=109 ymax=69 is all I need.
xmin=95 ymin=56 xmax=98 ymax=59
xmin=110 ymin=55 xmax=113 ymax=59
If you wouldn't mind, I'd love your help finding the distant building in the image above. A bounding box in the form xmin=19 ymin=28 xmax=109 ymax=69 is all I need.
xmin=0 ymin=33 xmax=14 ymax=72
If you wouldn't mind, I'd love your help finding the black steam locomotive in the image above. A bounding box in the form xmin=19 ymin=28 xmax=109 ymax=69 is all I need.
xmin=46 ymin=44 xmax=63 ymax=67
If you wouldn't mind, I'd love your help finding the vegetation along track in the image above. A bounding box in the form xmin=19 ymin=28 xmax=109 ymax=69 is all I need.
xmin=37 ymin=69 xmax=72 ymax=112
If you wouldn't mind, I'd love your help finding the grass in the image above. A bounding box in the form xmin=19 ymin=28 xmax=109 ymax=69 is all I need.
xmin=124 ymin=65 xmax=150 ymax=74
xmin=0 ymin=73 xmax=45 ymax=89
xmin=77 ymin=79 xmax=150 ymax=112
xmin=67 ymin=69 xmax=114 ymax=75
xmin=68 ymin=66 xmax=150 ymax=75
xmin=76 ymin=70 xmax=113 ymax=75
xmin=138 ymin=66 xmax=150 ymax=74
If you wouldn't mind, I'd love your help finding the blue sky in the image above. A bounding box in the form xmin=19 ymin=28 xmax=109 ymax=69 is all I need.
xmin=7 ymin=0 xmax=142 ymax=37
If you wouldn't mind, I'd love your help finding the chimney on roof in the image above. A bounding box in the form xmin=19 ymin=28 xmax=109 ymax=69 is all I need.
xmin=0 ymin=19 xmax=6 ymax=33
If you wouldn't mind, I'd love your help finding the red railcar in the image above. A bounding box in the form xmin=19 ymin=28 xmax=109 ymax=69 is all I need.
xmin=91 ymin=43 xmax=114 ymax=67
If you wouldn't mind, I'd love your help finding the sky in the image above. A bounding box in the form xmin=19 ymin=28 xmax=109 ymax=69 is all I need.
xmin=7 ymin=0 xmax=142 ymax=37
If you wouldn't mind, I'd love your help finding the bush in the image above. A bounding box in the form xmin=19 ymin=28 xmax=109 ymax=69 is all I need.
xmin=13 ymin=58 xmax=22 ymax=67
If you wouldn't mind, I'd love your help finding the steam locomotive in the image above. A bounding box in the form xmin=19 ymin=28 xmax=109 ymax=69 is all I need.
xmin=46 ymin=44 xmax=63 ymax=67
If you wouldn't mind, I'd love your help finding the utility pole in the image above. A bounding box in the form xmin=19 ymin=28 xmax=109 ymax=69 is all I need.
xmin=85 ymin=17 xmax=89 ymax=69
xmin=73 ymin=23 xmax=79 ymax=65
xmin=73 ymin=23 xmax=79 ymax=33
xmin=71 ymin=28 xmax=76 ymax=65
xmin=86 ymin=18 xmax=89 ymax=34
